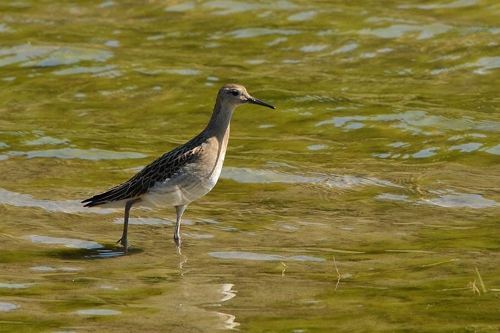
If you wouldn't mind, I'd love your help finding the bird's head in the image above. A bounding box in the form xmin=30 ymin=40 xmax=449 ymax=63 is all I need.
xmin=216 ymin=83 xmax=275 ymax=110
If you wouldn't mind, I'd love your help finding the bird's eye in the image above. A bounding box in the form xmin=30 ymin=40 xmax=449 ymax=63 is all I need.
xmin=230 ymin=90 xmax=239 ymax=96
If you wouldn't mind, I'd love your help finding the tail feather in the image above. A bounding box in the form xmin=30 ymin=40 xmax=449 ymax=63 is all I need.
xmin=82 ymin=178 xmax=145 ymax=208
xmin=82 ymin=185 xmax=127 ymax=207
xmin=81 ymin=195 xmax=108 ymax=207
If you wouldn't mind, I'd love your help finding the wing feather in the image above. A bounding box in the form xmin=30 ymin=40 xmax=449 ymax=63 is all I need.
xmin=82 ymin=135 xmax=204 ymax=207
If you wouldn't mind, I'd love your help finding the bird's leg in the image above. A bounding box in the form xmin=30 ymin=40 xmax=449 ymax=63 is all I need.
xmin=117 ymin=198 xmax=141 ymax=253
xmin=174 ymin=205 xmax=187 ymax=248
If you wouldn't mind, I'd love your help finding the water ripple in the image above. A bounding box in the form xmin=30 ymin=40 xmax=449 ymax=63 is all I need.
xmin=113 ymin=217 xmax=194 ymax=225
xmin=53 ymin=65 xmax=116 ymax=76
xmin=449 ymin=143 xmax=483 ymax=153
xmin=0 ymin=24 xmax=13 ymax=33
xmin=202 ymin=0 xmax=298 ymax=15
xmin=227 ymin=28 xmax=301 ymax=39
xmin=25 ymin=235 xmax=103 ymax=249
xmin=75 ymin=309 xmax=121 ymax=316
xmin=209 ymin=251 xmax=325 ymax=262
xmin=23 ymin=136 xmax=69 ymax=146
xmin=0 ymin=188 xmax=114 ymax=214
xmin=358 ymin=23 xmax=452 ymax=39
xmin=315 ymin=110 xmax=500 ymax=133
xmin=9 ymin=148 xmax=147 ymax=160
xmin=288 ymin=11 xmax=317 ymax=22
xmin=221 ymin=167 xmax=402 ymax=189
xmin=377 ymin=190 xmax=499 ymax=209
xmin=0 ymin=302 xmax=18 ymax=312
xmin=31 ymin=266 xmax=81 ymax=272
xmin=420 ymin=190 xmax=499 ymax=209
xmin=0 ymin=45 xmax=113 ymax=68
xmin=399 ymin=0 xmax=479 ymax=9
xmin=0 ymin=283 xmax=34 ymax=289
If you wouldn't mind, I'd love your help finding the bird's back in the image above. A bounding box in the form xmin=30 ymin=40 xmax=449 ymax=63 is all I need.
xmin=82 ymin=132 xmax=207 ymax=208
xmin=82 ymin=126 xmax=230 ymax=208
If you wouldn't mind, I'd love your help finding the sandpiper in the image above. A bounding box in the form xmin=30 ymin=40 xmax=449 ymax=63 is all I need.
xmin=82 ymin=84 xmax=275 ymax=252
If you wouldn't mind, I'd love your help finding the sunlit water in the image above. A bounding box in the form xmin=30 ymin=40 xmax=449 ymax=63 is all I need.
xmin=0 ymin=0 xmax=499 ymax=332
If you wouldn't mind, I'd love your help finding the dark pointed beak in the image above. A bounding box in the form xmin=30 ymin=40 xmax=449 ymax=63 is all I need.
xmin=247 ymin=96 xmax=276 ymax=109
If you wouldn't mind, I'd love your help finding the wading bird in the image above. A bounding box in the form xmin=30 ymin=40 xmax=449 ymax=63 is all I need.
xmin=82 ymin=84 xmax=275 ymax=252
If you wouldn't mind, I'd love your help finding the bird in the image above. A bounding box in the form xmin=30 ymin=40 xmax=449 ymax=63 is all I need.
xmin=82 ymin=84 xmax=275 ymax=252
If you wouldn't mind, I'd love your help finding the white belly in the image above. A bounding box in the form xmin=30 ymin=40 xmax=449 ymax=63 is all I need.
xmin=141 ymin=149 xmax=226 ymax=208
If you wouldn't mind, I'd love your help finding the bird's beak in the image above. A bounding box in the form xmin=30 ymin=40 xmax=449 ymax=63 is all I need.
xmin=247 ymin=96 xmax=276 ymax=109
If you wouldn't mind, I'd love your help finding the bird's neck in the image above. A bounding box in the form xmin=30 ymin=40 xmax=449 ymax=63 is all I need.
xmin=204 ymin=102 xmax=234 ymax=140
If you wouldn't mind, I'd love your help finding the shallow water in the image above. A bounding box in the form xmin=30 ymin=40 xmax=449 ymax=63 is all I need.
xmin=0 ymin=0 xmax=499 ymax=332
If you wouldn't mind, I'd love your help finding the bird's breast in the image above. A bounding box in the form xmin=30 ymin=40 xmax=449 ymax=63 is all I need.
xmin=143 ymin=133 xmax=229 ymax=207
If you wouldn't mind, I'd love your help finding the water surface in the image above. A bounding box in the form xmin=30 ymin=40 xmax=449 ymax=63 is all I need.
xmin=0 ymin=0 xmax=499 ymax=332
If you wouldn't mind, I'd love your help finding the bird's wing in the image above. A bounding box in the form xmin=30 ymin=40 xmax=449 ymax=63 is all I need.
xmin=82 ymin=137 xmax=204 ymax=207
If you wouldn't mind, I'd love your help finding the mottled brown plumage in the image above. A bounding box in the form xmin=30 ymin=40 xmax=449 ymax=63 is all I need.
xmin=82 ymin=136 xmax=203 ymax=207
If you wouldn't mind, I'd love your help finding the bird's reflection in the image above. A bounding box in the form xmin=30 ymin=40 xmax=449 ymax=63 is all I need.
xmin=219 ymin=283 xmax=237 ymax=302
xmin=175 ymin=244 xmax=239 ymax=329
xmin=176 ymin=243 xmax=188 ymax=270
xmin=217 ymin=284 xmax=239 ymax=329
xmin=216 ymin=312 xmax=240 ymax=330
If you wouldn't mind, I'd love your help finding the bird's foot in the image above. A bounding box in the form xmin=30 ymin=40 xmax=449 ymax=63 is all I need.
xmin=116 ymin=237 xmax=129 ymax=253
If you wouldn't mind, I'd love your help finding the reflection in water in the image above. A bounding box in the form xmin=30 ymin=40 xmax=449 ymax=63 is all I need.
xmin=227 ymin=28 xmax=301 ymax=38
xmin=113 ymin=217 xmax=194 ymax=225
xmin=0 ymin=188 xmax=115 ymax=214
xmin=470 ymin=56 xmax=500 ymax=75
xmin=377 ymin=190 xmax=499 ymax=208
xmin=430 ymin=56 xmax=500 ymax=76
xmin=23 ymin=136 xmax=69 ymax=146
xmin=30 ymin=266 xmax=81 ymax=272
xmin=74 ymin=309 xmax=121 ymax=316
xmin=114 ymin=217 xmax=172 ymax=225
xmin=315 ymin=110 xmax=500 ymax=133
xmin=165 ymin=68 xmax=202 ymax=76
xmin=307 ymin=144 xmax=328 ymax=151
xmin=183 ymin=233 xmax=214 ymax=239
xmin=420 ymin=190 xmax=499 ymax=209
xmin=9 ymin=148 xmax=147 ymax=160
xmin=209 ymin=251 xmax=325 ymax=262
xmin=0 ymin=283 xmax=34 ymax=289
xmin=0 ymin=23 xmax=12 ymax=33
xmin=221 ymin=167 xmax=402 ymax=189
xmin=0 ymin=302 xmax=18 ymax=312
xmin=412 ymin=147 xmax=439 ymax=158
xmin=178 ymin=253 xmax=187 ymax=268
xmin=399 ymin=0 xmax=480 ymax=10
xmin=53 ymin=65 xmax=117 ymax=76
xmin=375 ymin=193 xmax=410 ymax=202
xmin=100 ymin=285 xmax=120 ymax=290
xmin=216 ymin=312 xmax=240 ymax=330
xmin=219 ymin=284 xmax=237 ymax=302
xmin=201 ymin=0 xmax=299 ymax=15
xmin=214 ymin=284 xmax=240 ymax=329
xmin=358 ymin=23 xmax=452 ymax=40
xmin=288 ymin=11 xmax=317 ymax=22
xmin=300 ymin=45 xmax=328 ymax=53
xmin=281 ymin=262 xmax=287 ymax=277
xmin=485 ymin=144 xmax=500 ymax=155
xmin=448 ymin=143 xmax=483 ymax=153
xmin=25 ymin=235 xmax=103 ymax=249
xmin=0 ymin=45 xmax=113 ymax=67
xmin=85 ymin=249 xmax=124 ymax=259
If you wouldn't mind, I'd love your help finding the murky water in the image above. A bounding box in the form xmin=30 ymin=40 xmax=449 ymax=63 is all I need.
xmin=1 ymin=0 xmax=499 ymax=332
